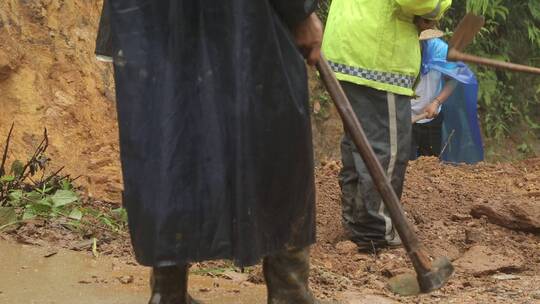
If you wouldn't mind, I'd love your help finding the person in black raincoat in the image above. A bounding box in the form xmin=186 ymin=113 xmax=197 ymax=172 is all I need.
xmin=96 ymin=1 xmax=325 ymax=303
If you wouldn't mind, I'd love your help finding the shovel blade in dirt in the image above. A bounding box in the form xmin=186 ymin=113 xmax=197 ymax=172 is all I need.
xmin=388 ymin=257 xmax=454 ymax=296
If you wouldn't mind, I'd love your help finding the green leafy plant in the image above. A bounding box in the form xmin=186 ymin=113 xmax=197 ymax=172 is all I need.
xmin=0 ymin=125 xmax=82 ymax=230
xmin=312 ymin=91 xmax=332 ymax=120
xmin=0 ymin=125 xmax=129 ymax=236
xmin=18 ymin=189 xmax=81 ymax=220
xmin=83 ymin=206 xmax=128 ymax=233
xmin=517 ymin=142 xmax=534 ymax=155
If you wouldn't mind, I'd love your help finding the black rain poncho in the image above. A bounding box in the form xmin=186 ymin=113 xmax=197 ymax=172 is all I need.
xmin=101 ymin=0 xmax=317 ymax=267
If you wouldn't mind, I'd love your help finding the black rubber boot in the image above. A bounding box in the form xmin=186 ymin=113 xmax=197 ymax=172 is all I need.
xmin=148 ymin=265 xmax=200 ymax=304
xmin=264 ymin=247 xmax=334 ymax=304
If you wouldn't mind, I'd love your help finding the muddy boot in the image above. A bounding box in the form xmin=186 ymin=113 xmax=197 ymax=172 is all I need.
xmin=264 ymin=247 xmax=334 ymax=304
xmin=148 ymin=265 xmax=200 ymax=304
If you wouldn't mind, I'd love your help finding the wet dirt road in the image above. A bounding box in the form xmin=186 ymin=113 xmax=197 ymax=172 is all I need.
xmin=0 ymin=241 xmax=265 ymax=304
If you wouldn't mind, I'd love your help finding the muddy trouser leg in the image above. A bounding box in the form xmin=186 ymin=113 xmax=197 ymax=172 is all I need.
xmin=413 ymin=113 xmax=443 ymax=157
xmin=264 ymin=247 xmax=316 ymax=304
xmin=338 ymin=82 xmax=411 ymax=246
xmin=339 ymin=130 xmax=359 ymax=233
xmin=149 ymin=264 xmax=199 ymax=304
xmin=410 ymin=124 xmax=420 ymax=160
xmin=426 ymin=113 xmax=443 ymax=156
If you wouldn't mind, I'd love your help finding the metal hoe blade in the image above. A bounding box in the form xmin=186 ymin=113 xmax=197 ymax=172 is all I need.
xmin=387 ymin=257 xmax=454 ymax=296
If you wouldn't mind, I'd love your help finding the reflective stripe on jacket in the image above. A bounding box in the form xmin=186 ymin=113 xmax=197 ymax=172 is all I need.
xmin=322 ymin=0 xmax=451 ymax=96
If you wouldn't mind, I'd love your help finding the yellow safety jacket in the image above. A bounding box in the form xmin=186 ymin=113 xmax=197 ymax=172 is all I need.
xmin=322 ymin=0 xmax=452 ymax=96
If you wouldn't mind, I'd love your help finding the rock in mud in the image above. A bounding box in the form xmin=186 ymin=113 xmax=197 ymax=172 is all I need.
xmin=491 ymin=274 xmax=520 ymax=281
xmin=381 ymin=266 xmax=409 ymax=278
xmin=337 ymin=292 xmax=398 ymax=304
xmin=450 ymin=213 xmax=471 ymax=221
xmin=117 ymin=275 xmax=134 ymax=284
xmin=70 ymin=239 xmax=93 ymax=251
xmin=455 ymin=245 xmax=524 ymax=276
xmin=335 ymin=241 xmax=357 ymax=254
xmin=464 ymin=229 xmax=482 ymax=244
xmin=222 ymin=270 xmax=248 ymax=283
xmin=470 ymin=199 xmax=540 ymax=233
xmin=43 ymin=249 xmax=58 ymax=258
xmin=0 ymin=49 xmax=18 ymax=81
xmin=0 ymin=50 xmax=10 ymax=80
xmin=428 ymin=242 xmax=461 ymax=261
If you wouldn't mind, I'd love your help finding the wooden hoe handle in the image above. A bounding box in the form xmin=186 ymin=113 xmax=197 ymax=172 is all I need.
xmin=448 ymin=49 xmax=540 ymax=75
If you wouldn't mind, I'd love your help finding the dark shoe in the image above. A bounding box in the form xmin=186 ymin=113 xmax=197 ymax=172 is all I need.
xmin=354 ymin=239 xmax=386 ymax=253
xmin=352 ymin=227 xmax=403 ymax=254
xmin=148 ymin=265 xmax=200 ymax=304
xmin=354 ymin=239 xmax=402 ymax=254
xmin=385 ymin=228 xmax=402 ymax=247
xmin=264 ymin=247 xmax=320 ymax=304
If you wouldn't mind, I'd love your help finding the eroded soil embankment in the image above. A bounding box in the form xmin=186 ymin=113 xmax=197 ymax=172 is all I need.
xmin=0 ymin=0 xmax=121 ymax=202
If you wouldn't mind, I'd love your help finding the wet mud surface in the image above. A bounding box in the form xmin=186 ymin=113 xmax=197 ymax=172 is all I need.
xmin=0 ymin=241 xmax=265 ymax=304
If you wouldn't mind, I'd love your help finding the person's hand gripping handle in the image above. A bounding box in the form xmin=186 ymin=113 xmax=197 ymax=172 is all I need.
xmin=293 ymin=13 xmax=323 ymax=65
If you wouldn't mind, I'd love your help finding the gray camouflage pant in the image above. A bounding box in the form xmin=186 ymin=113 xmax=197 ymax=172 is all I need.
xmin=338 ymin=82 xmax=411 ymax=245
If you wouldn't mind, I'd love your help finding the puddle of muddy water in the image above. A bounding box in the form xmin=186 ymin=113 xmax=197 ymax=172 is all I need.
xmin=0 ymin=241 xmax=265 ymax=303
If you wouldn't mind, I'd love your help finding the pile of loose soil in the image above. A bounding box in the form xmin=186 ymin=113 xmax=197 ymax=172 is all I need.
xmin=311 ymin=157 xmax=540 ymax=303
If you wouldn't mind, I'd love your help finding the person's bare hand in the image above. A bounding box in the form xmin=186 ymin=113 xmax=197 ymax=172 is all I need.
xmin=424 ymin=100 xmax=440 ymax=119
xmin=293 ymin=13 xmax=323 ymax=66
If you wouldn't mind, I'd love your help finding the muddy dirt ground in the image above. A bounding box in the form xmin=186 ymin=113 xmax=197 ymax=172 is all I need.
xmin=312 ymin=157 xmax=540 ymax=303
xmin=1 ymin=0 xmax=539 ymax=302
xmin=2 ymin=157 xmax=539 ymax=303
xmin=0 ymin=241 xmax=266 ymax=304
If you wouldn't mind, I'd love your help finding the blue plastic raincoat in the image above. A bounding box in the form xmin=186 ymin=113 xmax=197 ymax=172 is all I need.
xmin=420 ymin=38 xmax=484 ymax=164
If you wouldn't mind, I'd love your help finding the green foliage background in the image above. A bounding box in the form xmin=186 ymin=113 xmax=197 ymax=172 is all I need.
xmin=317 ymin=0 xmax=540 ymax=158
xmin=441 ymin=0 xmax=540 ymax=157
